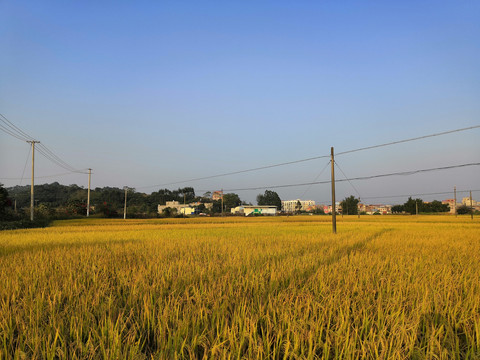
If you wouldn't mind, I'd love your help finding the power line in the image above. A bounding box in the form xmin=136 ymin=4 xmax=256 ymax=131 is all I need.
xmin=216 ymin=162 xmax=480 ymax=192
xmin=136 ymin=154 xmax=331 ymax=189
xmin=138 ymin=124 xmax=480 ymax=189
xmin=360 ymin=189 xmax=480 ymax=201
xmin=1 ymin=114 xmax=86 ymax=174
xmin=0 ymin=171 xmax=88 ymax=181
xmin=0 ymin=113 xmax=35 ymax=141
xmin=18 ymin=146 xmax=31 ymax=186
xmin=336 ymin=125 xmax=480 ymax=156
xmin=299 ymin=160 xmax=331 ymax=199
xmin=0 ymin=123 xmax=31 ymax=142
xmin=334 ymin=160 xmax=362 ymax=199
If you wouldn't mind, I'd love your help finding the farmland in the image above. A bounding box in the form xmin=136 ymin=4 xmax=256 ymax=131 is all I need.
xmin=1 ymin=216 xmax=479 ymax=359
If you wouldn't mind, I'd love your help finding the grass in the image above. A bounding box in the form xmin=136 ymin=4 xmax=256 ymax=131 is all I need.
xmin=0 ymin=215 xmax=479 ymax=359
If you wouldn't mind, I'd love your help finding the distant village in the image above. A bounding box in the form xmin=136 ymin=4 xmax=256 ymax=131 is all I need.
xmin=158 ymin=190 xmax=480 ymax=217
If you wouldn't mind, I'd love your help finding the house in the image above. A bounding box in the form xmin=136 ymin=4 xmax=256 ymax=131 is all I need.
xmin=281 ymin=199 xmax=315 ymax=213
xmin=231 ymin=205 xmax=277 ymax=216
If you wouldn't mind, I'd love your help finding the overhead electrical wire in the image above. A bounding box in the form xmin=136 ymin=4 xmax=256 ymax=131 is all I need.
xmin=0 ymin=113 xmax=87 ymax=174
xmin=136 ymin=154 xmax=332 ymax=190
xmin=299 ymin=160 xmax=331 ymax=199
xmin=2 ymin=113 xmax=479 ymax=190
xmin=18 ymin=146 xmax=31 ymax=186
xmin=138 ymin=124 xmax=480 ymax=189
xmin=334 ymin=160 xmax=362 ymax=199
xmin=336 ymin=125 xmax=480 ymax=156
xmin=0 ymin=171 xmax=88 ymax=180
xmin=214 ymin=162 xmax=480 ymax=192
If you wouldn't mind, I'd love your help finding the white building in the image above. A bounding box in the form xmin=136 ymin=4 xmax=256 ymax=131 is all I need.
xmin=282 ymin=199 xmax=315 ymax=213
xmin=231 ymin=205 xmax=277 ymax=216
xmin=462 ymin=197 xmax=478 ymax=206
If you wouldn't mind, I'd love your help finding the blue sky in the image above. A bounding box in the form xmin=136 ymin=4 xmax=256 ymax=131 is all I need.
xmin=1 ymin=1 xmax=479 ymax=204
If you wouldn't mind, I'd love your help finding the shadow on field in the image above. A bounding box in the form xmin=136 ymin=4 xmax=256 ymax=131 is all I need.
xmin=323 ymin=228 xmax=392 ymax=266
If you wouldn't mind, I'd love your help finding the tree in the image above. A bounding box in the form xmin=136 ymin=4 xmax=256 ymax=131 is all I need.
xmin=256 ymin=190 xmax=282 ymax=211
xmin=457 ymin=204 xmax=472 ymax=215
xmin=0 ymin=184 xmax=11 ymax=220
xmin=340 ymin=196 xmax=359 ymax=215
xmin=295 ymin=200 xmax=302 ymax=214
xmin=391 ymin=205 xmax=404 ymax=214
xmin=404 ymin=197 xmax=423 ymax=215
xmin=223 ymin=193 xmax=242 ymax=211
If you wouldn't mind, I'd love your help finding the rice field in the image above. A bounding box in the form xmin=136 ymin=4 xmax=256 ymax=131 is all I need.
xmin=1 ymin=215 xmax=479 ymax=359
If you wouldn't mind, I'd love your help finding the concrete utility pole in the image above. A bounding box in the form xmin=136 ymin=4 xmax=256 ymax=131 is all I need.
xmin=28 ymin=140 xmax=40 ymax=221
xmin=124 ymin=187 xmax=128 ymax=220
xmin=470 ymin=190 xmax=474 ymax=220
xmin=221 ymin=189 xmax=224 ymax=217
xmin=331 ymin=147 xmax=336 ymax=234
xmin=454 ymin=186 xmax=457 ymax=217
xmin=87 ymin=168 xmax=92 ymax=217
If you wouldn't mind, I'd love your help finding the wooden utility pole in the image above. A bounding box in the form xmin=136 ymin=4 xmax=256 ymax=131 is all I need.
xmin=416 ymin=201 xmax=418 ymax=216
xmin=28 ymin=140 xmax=40 ymax=221
xmin=470 ymin=190 xmax=474 ymax=220
xmin=454 ymin=186 xmax=457 ymax=217
xmin=123 ymin=187 xmax=128 ymax=220
xmin=331 ymin=147 xmax=336 ymax=234
xmin=87 ymin=168 xmax=91 ymax=217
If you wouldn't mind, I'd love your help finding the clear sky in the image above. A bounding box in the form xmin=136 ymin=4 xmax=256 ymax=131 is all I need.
xmin=1 ymin=0 xmax=479 ymax=205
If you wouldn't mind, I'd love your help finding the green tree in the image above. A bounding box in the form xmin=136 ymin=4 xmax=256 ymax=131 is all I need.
xmin=295 ymin=200 xmax=302 ymax=214
xmin=457 ymin=204 xmax=472 ymax=215
xmin=404 ymin=197 xmax=423 ymax=215
xmin=256 ymin=190 xmax=282 ymax=211
xmin=222 ymin=193 xmax=242 ymax=211
xmin=391 ymin=205 xmax=404 ymax=214
xmin=340 ymin=196 xmax=359 ymax=215
xmin=0 ymin=184 xmax=11 ymax=220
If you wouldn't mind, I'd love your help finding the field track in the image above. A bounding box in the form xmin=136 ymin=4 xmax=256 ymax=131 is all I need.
xmin=1 ymin=215 xmax=479 ymax=359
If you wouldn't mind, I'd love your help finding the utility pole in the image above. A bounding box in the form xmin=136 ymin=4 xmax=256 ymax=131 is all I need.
xmin=14 ymin=199 xmax=17 ymax=213
xmin=454 ymin=186 xmax=457 ymax=217
xmin=28 ymin=140 xmax=40 ymax=221
xmin=123 ymin=187 xmax=128 ymax=220
xmin=470 ymin=190 xmax=474 ymax=220
xmin=331 ymin=147 xmax=336 ymax=234
xmin=87 ymin=168 xmax=92 ymax=217
xmin=416 ymin=200 xmax=418 ymax=216
xmin=358 ymin=198 xmax=360 ymax=219
xmin=221 ymin=189 xmax=224 ymax=217
xmin=183 ymin=193 xmax=186 ymax=218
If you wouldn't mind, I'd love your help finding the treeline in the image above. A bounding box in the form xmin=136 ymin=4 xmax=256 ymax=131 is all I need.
xmin=391 ymin=197 xmax=450 ymax=214
xmin=4 ymin=183 xmax=204 ymax=218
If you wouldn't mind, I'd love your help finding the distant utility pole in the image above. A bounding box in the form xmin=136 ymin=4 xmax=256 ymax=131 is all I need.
xmin=331 ymin=147 xmax=336 ymax=234
xmin=416 ymin=200 xmax=418 ymax=216
xmin=183 ymin=193 xmax=186 ymax=218
xmin=221 ymin=189 xmax=224 ymax=217
xmin=470 ymin=190 xmax=474 ymax=220
xmin=124 ymin=187 xmax=128 ymax=220
xmin=27 ymin=140 xmax=40 ymax=221
xmin=454 ymin=186 xmax=457 ymax=217
xmin=87 ymin=168 xmax=92 ymax=217
xmin=358 ymin=197 xmax=361 ymax=219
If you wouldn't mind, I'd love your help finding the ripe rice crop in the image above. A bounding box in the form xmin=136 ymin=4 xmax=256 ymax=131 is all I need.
xmin=1 ymin=216 xmax=479 ymax=359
